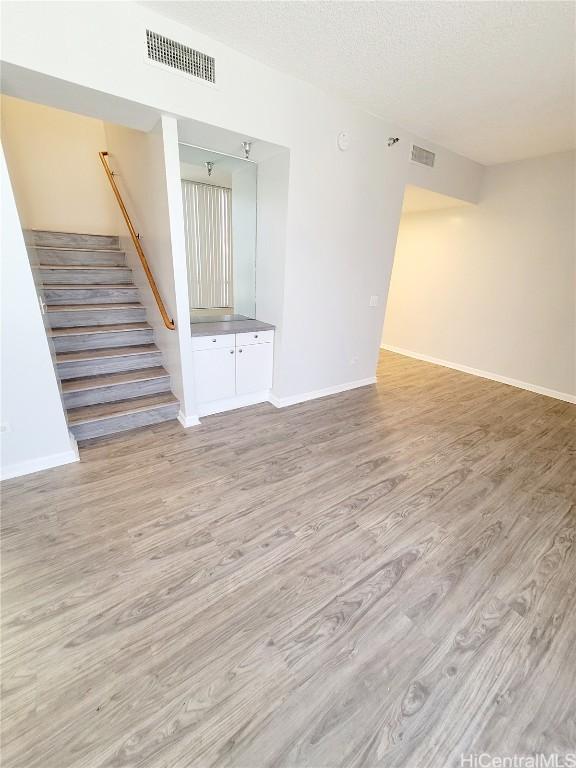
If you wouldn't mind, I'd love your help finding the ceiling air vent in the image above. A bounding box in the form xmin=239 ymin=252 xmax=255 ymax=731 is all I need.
xmin=146 ymin=30 xmax=215 ymax=84
xmin=411 ymin=145 xmax=436 ymax=168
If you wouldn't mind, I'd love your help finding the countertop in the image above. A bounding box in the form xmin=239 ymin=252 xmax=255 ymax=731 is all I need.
xmin=189 ymin=319 xmax=275 ymax=337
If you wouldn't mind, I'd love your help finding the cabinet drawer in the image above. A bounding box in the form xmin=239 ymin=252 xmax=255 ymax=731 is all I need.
xmin=191 ymin=334 xmax=235 ymax=352
xmin=236 ymin=329 xmax=274 ymax=346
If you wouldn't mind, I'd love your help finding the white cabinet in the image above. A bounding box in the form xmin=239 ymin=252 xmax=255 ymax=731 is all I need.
xmin=236 ymin=343 xmax=273 ymax=395
xmin=192 ymin=329 xmax=274 ymax=416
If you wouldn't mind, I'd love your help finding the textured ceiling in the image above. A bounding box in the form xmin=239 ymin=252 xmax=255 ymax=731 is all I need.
xmin=144 ymin=1 xmax=575 ymax=165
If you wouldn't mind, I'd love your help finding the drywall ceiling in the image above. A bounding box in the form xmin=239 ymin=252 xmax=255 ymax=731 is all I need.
xmin=402 ymin=185 xmax=472 ymax=213
xmin=144 ymin=1 xmax=576 ymax=166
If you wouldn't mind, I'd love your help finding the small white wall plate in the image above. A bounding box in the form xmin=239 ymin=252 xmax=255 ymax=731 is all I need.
xmin=337 ymin=132 xmax=350 ymax=151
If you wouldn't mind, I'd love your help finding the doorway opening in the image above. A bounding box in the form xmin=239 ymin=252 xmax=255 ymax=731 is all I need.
xmin=379 ymin=184 xmax=473 ymax=375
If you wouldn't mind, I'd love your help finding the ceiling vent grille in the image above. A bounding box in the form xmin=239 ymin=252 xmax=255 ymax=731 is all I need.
xmin=146 ymin=30 xmax=215 ymax=83
xmin=411 ymin=145 xmax=436 ymax=168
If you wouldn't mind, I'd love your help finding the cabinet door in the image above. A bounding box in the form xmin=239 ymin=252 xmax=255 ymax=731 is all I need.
xmin=236 ymin=343 xmax=273 ymax=395
xmin=194 ymin=348 xmax=236 ymax=403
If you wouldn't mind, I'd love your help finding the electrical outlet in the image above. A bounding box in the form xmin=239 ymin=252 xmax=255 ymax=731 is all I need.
xmin=369 ymin=295 xmax=379 ymax=307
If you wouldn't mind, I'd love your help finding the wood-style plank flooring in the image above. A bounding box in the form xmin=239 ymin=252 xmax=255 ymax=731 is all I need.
xmin=2 ymin=350 xmax=575 ymax=768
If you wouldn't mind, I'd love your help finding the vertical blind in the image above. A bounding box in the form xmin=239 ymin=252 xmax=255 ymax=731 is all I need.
xmin=181 ymin=180 xmax=233 ymax=309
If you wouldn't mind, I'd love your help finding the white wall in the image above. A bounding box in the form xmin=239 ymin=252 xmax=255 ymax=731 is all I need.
xmin=0 ymin=143 xmax=77 ymax=480
xmin=255 ymin=151 xmax=290 ymax=390
xmin=256 ymin=152 xmax=290 ymax=328
xmin=383 ymin=151 xmax=576 ymax=400
xmin=231 ymin=164 xmax=257 ymax=317
xmin=103 ymin=117 xmax=198 ymax=425
xmin=1 ymin=0 xmax=484 ymax=404
xmin=0 ymin=94 xmax=117 ymax=234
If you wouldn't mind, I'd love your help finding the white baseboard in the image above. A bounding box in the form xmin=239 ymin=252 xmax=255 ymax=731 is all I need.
xmin=381 ymin=344 xmax=576 ymax=404
xmin=69 ymin=432 xmax=80 ymax=460
xmin=178 ymin=410 xmax=201 ymax=428
xmin=1 ymin=434 xmax=79 ymax=482
xmin=270 ymin=377 xmax=377 ymax=409
xmin=198 ymin=391 xmax=271 ymax=417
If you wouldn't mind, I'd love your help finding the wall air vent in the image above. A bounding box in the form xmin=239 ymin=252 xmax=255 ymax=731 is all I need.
xmin=411 ymin=145 xmax=436 ymax=168
xmin=146 ymin=30 xmax=215 ymax=84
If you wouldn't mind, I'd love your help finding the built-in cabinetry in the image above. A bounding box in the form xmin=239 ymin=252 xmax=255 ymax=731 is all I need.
xmin=192 ymin=329 xmax=274 ymax=416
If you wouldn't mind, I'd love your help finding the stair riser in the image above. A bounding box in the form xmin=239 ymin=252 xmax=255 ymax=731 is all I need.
xmin=45 ymin=287 xmax=139 ymax=305
xmin=32 ymin=248 xmax=126 ymax=266
xmin=58 ymin=352 xmax=162 ymax=380
xmin=39 ymin=268 xmax=133 ymax=285
xmin=51 ymin=329 xmax=155 ymax=353
xmin=49 ymin=308 xmax=146 ymax=328
xmin=70 ymin=404 xmax=179 ymax=441
xmin=29 ymin=231 xmax=119 ymax=249
xmin=63 ymin=378 xmax=171 ymax=408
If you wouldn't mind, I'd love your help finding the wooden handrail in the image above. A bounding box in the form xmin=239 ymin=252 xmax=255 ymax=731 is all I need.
xmin=98 ymin=151 xmax=175 ymax=330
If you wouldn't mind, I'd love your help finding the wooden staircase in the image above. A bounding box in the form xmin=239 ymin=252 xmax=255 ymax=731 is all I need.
xmin=29 ymin=230 xmax=179 ymax=441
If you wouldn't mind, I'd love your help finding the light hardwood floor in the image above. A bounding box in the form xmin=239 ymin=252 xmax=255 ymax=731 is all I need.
xmin=2 ymin=350 xmax=575 ymax=768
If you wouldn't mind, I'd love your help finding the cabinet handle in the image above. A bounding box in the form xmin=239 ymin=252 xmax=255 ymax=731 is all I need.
xmin=239 ymin=348 xmax=243 ymax=353
xmin=254 ymin=334 xmax=259 ymax=339
xmin=229 ymin=349 xmax=234 ymax=354
xmin=212 ymin=338 xmax=217 ymax=343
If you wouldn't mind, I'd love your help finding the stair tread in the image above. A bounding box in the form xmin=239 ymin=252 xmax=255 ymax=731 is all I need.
xmin=38 ymin=265 xmax=129 ymax=270
xmin=49 ymin=323 xmax=152 ymax=336
xmin=32 ymin=245 xmax=123 ymax=253
xmin=45 ymin=284 xmax=137 ymax=289
xmin=47 ymin=303 xmax=143 ymax=311
xmin=57 ymin=345 xmax=159 ymax=362
xmin=30 ymin=228 xmax=118 ymax=237
xmin=62 ymin=367 xmax=169 ymax=392
xmin=67 ymin=393 xmax=179 ymax=424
